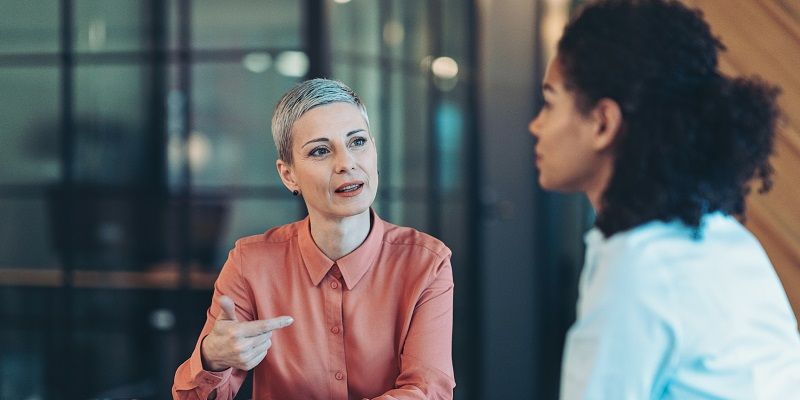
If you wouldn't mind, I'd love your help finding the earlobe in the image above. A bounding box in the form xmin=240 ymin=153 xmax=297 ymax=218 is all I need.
xmin=593 ymin=98 xmax=623 ymax=151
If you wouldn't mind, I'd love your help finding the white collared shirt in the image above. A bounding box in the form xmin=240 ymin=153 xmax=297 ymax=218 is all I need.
xmin=561 ymin=213 xmax=800 ymax=399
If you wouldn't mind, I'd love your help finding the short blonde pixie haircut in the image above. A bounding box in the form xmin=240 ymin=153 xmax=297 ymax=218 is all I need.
xmin=271 ymin=78 xmax=371 ymax=164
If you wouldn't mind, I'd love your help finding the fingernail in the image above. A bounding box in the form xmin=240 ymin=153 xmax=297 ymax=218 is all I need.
xmin=286 ymin=316 xmax=294 ymax=325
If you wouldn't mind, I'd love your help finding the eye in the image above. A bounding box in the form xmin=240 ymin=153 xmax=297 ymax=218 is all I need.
xmin=350 ymin=137 xmax=367 ymax=147
xmin=309 ymin=146 xmax=330 ymax=157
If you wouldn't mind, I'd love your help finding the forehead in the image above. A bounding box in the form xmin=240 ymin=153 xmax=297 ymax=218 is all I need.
xmin=543 ymin=57 xmax=566 ymax=90
xmin=292 ymin=102 xmax=367 ymax=139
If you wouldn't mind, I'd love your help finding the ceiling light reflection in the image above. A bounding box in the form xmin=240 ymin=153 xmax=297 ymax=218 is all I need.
xmin=432 ymin=57 xmax=459 ymax=79
xmin=383 ymin=20 xmax=405 ymax=46
xmin=276 ymin=51 xmax=309 ymax=78
xmin=242 ymin=52 xmax=272 ymax=73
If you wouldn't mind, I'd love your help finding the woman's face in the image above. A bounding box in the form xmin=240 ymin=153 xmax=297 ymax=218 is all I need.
xmin=528 ymin=56 xmax=607 ymax=193
xmin=278 ymin=102 xmax=378 ymax=221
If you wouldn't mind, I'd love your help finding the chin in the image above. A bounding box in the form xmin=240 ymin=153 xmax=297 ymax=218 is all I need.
xmin=538 ymin=176 xmax=556 ymax=191
xmin=538 ymin=176 xmax=573 ymax=193
xmin=327 ymin=189 xmax=376 ymax=217
xmin=334 ymin=201 xmax=372 ymax=218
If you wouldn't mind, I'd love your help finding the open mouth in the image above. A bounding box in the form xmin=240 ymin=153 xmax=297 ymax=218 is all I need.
xmin=335 ymin=183 xmax=364 ymax=193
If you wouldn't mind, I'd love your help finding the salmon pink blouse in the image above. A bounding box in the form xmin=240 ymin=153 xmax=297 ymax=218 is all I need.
xmin=173 ymin=210 xmax=455 ymax=399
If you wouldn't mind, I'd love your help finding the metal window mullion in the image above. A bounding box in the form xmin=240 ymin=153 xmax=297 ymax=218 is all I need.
xmin=177 ymin=0 xmax=193 ymax=289
xmin=53 ymin=1 xmax=76 ymax=399
xmin=426 ymin=0 xmax=442 ymax=237
xmin=378 ymin=0 xmax=393 ymax=221
xmin=464 ymin=2 xmax=483 ymax=398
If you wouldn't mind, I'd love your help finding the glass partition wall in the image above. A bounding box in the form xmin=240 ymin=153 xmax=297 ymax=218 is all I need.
xmin=0 ymin=1 xmax=478 ymax=398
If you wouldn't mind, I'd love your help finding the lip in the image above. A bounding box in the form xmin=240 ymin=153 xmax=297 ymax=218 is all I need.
xmin=334 ymin=181 xmax=365 ymax=197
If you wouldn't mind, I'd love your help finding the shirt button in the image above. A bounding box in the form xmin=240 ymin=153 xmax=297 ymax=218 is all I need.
xmin=330 ymin=326 xmax=340 ymax=334
xmin=335 ymin=371 xmax=344 ymax=380
xmin=330 ymin=280 xmax=339 ymax=289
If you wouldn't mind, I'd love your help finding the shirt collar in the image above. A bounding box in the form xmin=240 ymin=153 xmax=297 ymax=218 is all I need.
xmin=297 ymin=208 xmax=385 ymax=290
xmin=581 ymin=227 xmax=605 ymax=290
xmin=583 ymin=227 xmax=605 ymax=248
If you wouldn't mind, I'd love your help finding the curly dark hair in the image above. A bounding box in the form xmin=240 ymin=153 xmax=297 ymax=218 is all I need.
xmin=557 ymin=0 xmax=781 ymax=237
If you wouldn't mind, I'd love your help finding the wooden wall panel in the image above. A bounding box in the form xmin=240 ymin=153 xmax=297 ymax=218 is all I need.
xmin=684 ymin=0 xmax=800 ymax=324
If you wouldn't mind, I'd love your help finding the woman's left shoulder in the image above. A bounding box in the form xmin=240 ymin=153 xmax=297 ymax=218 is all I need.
xmin=380 ymin=222 xmax=452 ymax=261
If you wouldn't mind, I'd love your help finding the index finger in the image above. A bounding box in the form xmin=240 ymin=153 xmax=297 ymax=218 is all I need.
xmin=239 ymin=315 xmax=294 ymax=337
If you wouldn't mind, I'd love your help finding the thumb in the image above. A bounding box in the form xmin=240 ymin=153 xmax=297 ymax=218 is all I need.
xmin=218 ymin=295 xmax=238 ymax=322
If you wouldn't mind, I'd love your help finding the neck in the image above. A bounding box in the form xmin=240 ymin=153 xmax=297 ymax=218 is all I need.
xmin=586 ymin=188 xmax=603 ymax=213
xmin=585 ymin=158 xmax=614 ymax=214
xmin=308 ymin=209 xmax=372 ymax=261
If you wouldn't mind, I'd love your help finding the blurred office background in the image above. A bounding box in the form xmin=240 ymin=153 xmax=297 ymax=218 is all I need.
xmin=0 ymin=0 xmax=798 ymax=399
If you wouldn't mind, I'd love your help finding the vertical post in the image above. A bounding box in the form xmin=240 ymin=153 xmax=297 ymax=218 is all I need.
xmin=305 ymin=0 xmax=331 ymax=79
xmin=149 ymin=0 xmax=168 ymax=190
xmin=426 ymin=0 xmax=442 ymax=238
xmin=175 ymin=0 xmax=196 ymax=366
xmin=477 ymin=0 xmax=539 ymax=397
xmin=55 ymin=0 xmax=75 ymax=398
xmin=463 ymin=2 xmax=483 ymax=398
xmin=148 ymin=1 xmax=171 ymax=394
xmin=378 ymin=0 xmax=393 ymax=219
xmin=177 ymin=0 xmax=192 ymax=290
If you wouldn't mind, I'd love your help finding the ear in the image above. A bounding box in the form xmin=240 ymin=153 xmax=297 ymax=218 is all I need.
xmin=276 ymin=159 xmax=299 ymax=192
xmin=590 ymin=98 xmax=623 ymax=151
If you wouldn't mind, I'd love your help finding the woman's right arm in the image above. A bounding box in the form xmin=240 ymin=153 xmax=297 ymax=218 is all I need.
xmin=171 ymin=243 xmax=255 ymax=400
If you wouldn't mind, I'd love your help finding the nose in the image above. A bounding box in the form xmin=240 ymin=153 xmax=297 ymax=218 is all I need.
xmin=335 ymin=149 xmax=356 ymax=174
xmin=528 ymin=113 xmax=542 ymax=138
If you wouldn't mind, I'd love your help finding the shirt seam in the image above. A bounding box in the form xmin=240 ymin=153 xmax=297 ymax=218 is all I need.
xmin=381 ymin=239 xmax=450 ymax=261
xmin=235 ymin=238 xmax=260 ymax=321
xmin=239 ymin=232 xmax=297 ymax=247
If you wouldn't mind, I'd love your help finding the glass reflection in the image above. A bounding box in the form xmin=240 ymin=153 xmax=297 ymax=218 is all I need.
xmin=0 ymin=1 xmax=59 ymax=54
xmin=74 ymin=0 xmax=153 ymax=52
xmin=188 ymin=62 xmax=296 ymax=187
xmin=191 ymin=0 xmax=301 ymax=49
xmin=0 ymin=67 xmax=60 ymax=185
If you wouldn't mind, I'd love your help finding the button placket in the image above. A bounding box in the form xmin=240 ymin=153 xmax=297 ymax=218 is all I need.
xmin=324 ymin=263 xmax=347 ymax=398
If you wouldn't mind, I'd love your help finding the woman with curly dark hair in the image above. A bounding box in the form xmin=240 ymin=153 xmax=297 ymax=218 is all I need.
xmin=528 ymin=0 xmax=800 ymax=398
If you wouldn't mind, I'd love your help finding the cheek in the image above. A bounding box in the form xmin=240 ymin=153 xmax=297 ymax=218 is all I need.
xmin=560 ymin=132 xmax=598 ymax=176
xmin=298 ymin=169 xmax=329 ymax=191
xmin=538 ymin=123 xmax=565 ymax=153
xmin=542 ymin=124 xmax=583 ymax=169
xmin=362 ymin=149 xmax=379 ymax=174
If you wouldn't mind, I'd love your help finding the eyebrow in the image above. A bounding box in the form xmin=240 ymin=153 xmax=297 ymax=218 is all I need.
xmin=301 ymin=129 xmax=366 ymax=148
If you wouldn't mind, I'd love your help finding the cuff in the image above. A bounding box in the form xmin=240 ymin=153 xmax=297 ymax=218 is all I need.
xmin=194 ymin=368 xmax=231 ymax=391
xmin=190 ymin=338 xmax=232 ymax=392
